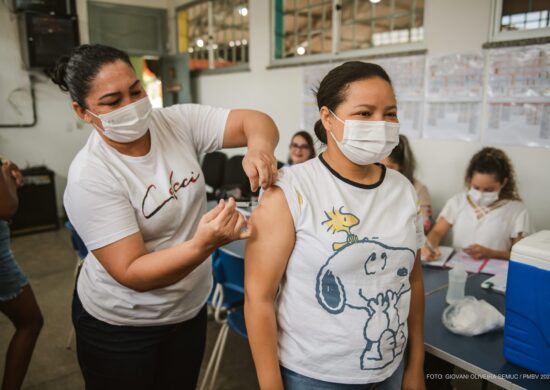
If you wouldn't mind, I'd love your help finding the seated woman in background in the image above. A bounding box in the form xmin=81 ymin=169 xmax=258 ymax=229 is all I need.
xmin=245 ymin=62 xmax=425 ymax=390
xmin=287 ymin=130 xmax=316 ymax=165
xmin=382 ymin=134 xmax=433 ymax=233
xmin=422 ymin=147 xmax=533 ymax=261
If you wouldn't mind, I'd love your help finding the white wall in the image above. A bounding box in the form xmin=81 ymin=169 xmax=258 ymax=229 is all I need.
xmin=186 ymin=0 xmax=550 ymax=232
xmin=0 ymin=4 xmax=89 ymax=215
xmin=0 ymin=0 xmax=169 ymax=216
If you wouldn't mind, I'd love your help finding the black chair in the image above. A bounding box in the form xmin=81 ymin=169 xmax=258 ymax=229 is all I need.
xmin=221 ymin=155 xmax=252 ymax=200
xmin=202 ymin=152 xmax=227 ymax=200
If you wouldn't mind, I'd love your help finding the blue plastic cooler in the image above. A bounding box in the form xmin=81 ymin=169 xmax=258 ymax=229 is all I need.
xmin=504 ymin=230 xmax=550 ymax=374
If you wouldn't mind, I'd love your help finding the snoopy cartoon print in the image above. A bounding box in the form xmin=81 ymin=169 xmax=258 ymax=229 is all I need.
xmin=316 ymin=207 xmax=415 ymax=371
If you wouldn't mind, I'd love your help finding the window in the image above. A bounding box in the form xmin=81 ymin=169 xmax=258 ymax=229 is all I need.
xmin=177 ymin=0 xmax=249 ymax=71
xmin=492 ymin=0 xmax=550 ymax=41
xmin=273 ymin=0 xmax=424 ymax=63
xmin=88 ymin=2 xmax=167 ymax=56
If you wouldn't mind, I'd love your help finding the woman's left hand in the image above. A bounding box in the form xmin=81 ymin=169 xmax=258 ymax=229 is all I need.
xmin=464 ymin=244 xmax=491 ymax=259
xmin=402 ymin=364 xmax=426 ymax=390
xmin=242 ymin=148 xmax=278 ymax=192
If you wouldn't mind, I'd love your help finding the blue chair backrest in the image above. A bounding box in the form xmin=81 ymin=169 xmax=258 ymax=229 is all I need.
xmin=65 ymin=221 xmax=88 ymax=259
xmin=211 ymin=248 xmax=245 ymax=309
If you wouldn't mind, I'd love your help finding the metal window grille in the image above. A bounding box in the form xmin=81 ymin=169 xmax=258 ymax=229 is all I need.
xmin=274 ymin=0 xmax=424 ymax=60
xmin=500 ymin=0 xmax=550 ymax=31
xmin=179 ymin=0 xmax=249 ymax=70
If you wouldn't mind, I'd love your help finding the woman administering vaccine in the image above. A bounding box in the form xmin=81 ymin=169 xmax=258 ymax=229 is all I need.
xmin=245 ymin=62 xmax=425 ymax=389
xmin=49 ymin=44 xmax=279 ymax=390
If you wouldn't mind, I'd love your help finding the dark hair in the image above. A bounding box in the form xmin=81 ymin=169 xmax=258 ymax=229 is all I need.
xmin=288 ymin=131 xmax=316 ymax=164
xmin=313 ymin=61 xmax=393 ymax=144
xmin=48 ymin=44 xmax=133 ymax=109
xmin=465 ymin=147 xmax=520 ymax=201
xmin=387 ymin=134 xmax=416 ymax=183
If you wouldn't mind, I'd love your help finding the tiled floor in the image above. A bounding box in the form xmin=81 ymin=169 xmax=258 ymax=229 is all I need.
xmin=0 ymin=228 xmax=503 ymax=390
xmin=0 ymin=228 xmax=258 ymax=390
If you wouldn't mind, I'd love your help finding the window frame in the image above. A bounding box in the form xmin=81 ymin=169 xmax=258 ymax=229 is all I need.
xmin=269 ymin=0 xmax=427 ymax=68
xmin=490 ymin=0 xmax=550 ymax=43
xmin=175 ymin=0 xmax=251 ymax=74
xmin=88 ymin=1 xmax=167 ymax=57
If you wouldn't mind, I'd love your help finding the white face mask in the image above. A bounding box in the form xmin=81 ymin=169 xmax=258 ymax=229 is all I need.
xmin=328 ymin=110 xmax=400 ymax=166
xmin=87 ymin=97 xmax=152 ymax=143
xmin=468 ymin=187 xmax=500 ymax=207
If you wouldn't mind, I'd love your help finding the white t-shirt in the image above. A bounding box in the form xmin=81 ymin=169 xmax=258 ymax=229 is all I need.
xmin=439 ymin=193 xmax=533 ymax=251
xmin=274 ymin=155 xmax=425 ymax=384
xmin=64 ymin=104 xmax=229 ymax=326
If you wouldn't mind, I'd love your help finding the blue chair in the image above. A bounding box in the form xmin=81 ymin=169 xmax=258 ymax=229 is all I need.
xmin=65 ymin=221 xmax=88 ymax=260
xmin=64 ymin=221 xmax=88 ymax=349
xmin=200 ymin=248 xmax=247 ymax=390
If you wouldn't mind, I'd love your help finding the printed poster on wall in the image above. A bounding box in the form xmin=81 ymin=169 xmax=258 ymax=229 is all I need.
xmin=485 ymin=44 xmax=550 ymax=148
xmin=375 ymin=55 xmax=425 ymax=138
xmin=302 ymin=55 xmax=426 ymax=139
xmin=423 ymin=52 xmax=484 ymax=141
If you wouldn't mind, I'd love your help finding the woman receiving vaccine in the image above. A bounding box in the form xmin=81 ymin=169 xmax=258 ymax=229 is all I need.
xmin=422 ymin=147 xmax=532 ymax=261
xmin=245 ymin=62 xmax=426 ymax=389
xmin=49 ymin=44 xmax=279 ymax=390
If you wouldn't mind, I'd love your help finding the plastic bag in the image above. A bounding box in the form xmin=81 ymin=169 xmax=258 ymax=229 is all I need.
xmin=442 ymin=296 xmax=504 ymax=336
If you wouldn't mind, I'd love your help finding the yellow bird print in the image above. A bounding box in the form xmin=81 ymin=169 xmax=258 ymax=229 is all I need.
xmin=322 ymin=206 xmax=360 ymax=251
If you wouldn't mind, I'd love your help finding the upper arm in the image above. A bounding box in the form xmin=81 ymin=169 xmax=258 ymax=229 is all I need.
xmin=92 ymin=232 xmax=147 ymax=289
xmin=223 ymin=109 xmax=272 ymax=148
xmin=244 ymin=186 xmax=295 ymax=301
xmin=427 ymin=217 xmax=451 ymax=242
xmin=410 ymin=251 xmax=423 ymax=285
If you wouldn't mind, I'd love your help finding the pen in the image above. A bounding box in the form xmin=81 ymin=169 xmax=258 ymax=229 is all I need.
xmin=425 ymin=240 xmax=441 ymax=259
xmin=425 ymin=239 xmax=436 ymax=251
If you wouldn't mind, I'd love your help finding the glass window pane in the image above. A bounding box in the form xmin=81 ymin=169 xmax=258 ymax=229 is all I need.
xmin=500 ymin=0 xmax=550 ymax=31
xmin=212 ymin=0 xmax=249 ymax=68
xmin=339 ymin=0 xmax=423 ymax=52
xmin=276 ymin=0 xmax=333 ymax=59
xmin=178 ymin=0 xmax=249 ymax=70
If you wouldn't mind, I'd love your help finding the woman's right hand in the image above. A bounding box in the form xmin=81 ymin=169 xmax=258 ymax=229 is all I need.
xmin=193 ymin=198 xmax=251 ymax=251
xmin=421 ymin=244 xmax=440 ymax=261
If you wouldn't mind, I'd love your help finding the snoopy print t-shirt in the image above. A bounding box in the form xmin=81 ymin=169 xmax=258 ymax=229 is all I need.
xmin=274 ymin=155 xmax=425 ymax=384
xmin=64 ymin=104 xmax=228 ymax=326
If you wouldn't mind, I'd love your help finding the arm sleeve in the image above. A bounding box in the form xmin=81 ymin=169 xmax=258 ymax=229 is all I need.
xmin=511 ymin=204 xmax=534 ymax=239
xmin=265 ymin=167 xmax=302 ymax=229
xmin=64 ymin=176 xmax=140 ymax=251
xmin=164 ymin=104 xmax=229 ymax=156
xmin=438 ymin=195 xmax=459 ymax=225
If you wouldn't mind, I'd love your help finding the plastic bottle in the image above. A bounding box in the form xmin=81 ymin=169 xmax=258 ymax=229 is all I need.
xmin=446 ymin=265 xmax=468 ymax=304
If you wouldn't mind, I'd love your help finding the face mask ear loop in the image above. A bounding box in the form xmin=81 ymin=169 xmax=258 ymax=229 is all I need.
xmin=327 ymin=109 xmax=345 ymax=145
xmin=85 ymin=110 xmax=105 ymax=133
xmin=328 ymin=109 xmax=345 ymax=125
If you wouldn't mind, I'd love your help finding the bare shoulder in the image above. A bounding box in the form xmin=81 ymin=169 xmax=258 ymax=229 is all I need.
xmin=251 ymin=187 xmax=292 ymax=229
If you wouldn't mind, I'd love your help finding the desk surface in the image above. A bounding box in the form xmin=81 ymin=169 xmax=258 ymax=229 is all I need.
xmin=424 ymin=273 xmax=549 ymax=390
xmin=422 ymin=266 xmax=450 ymax=296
